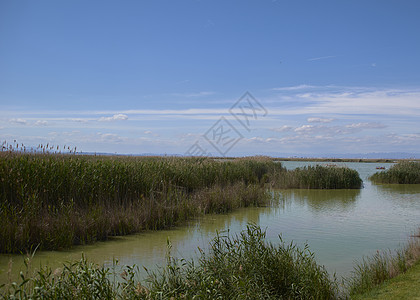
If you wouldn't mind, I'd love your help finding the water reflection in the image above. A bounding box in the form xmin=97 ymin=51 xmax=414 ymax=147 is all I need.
xmin=278 ymin=189 xmax=361 ymax=213
xmin=375 ymin=183 xmax=420 ymax=195
xmin=0 ymin=206 xmax=273 ymax=284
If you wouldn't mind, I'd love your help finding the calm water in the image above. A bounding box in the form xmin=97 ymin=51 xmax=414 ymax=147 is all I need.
xmin=1 ymin=161 xmax=420 ymax=283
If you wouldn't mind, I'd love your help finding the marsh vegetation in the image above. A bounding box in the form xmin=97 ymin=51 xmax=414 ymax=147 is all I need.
xmin=0 ymin=148 xmax=363 ymax=254
xmin=369 ymin=161 xmax=420 ymax=184
xmin=0 ymin=152 xmax=275 ymax=253
xmin=1 ymin=149 xmax=420 ymax=299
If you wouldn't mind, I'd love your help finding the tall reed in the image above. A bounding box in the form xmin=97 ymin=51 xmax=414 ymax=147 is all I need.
xmin=271 ymin=165 xmax=363 ymax=189
xmin=0 ymin=152 xmax=276 ymax=253
xmin=369 ymin=161 xmax=420 ymax=184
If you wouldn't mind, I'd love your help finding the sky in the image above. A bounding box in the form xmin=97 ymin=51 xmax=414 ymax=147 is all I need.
xmin=1 ymin=0 xmax=420 ymax=157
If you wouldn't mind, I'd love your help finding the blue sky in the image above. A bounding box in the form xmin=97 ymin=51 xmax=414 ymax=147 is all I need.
xmin=1 ymin=0 xmax=420 ymax=156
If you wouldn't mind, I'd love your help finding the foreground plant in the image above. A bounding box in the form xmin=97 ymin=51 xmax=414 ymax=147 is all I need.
xmin=146 ymin=224 xmax=339 ymax=299
xmin=0 ymin=224 xmax=339 ymax=299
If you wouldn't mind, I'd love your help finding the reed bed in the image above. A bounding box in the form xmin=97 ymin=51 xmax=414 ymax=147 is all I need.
xmin=369 ymin=161 xmax=420 ymax=184
xmin=0 ymin=224 xmax=340 ymax=299
xmin=0 ymin=151 xmax=277 ymax=253
xmin=0 ymin=144 xmax=363 ymax=254
xmin=345 ymin=230 xmax=420 ymax=297
xmin=271 ymin=165 xmax=363 ymax=189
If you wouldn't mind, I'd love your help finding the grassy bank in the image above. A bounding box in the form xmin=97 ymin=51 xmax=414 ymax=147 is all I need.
xmin=346 ymin=231 xmax=420 ymax=297
xmin=0 ymin=152 xmax=276 ymax=253
xmin=271 ymin=165 xmax=363 ymax=189
xmin=0 ymin=224 xmax=339 ymax=299
xmin=351 ymin=260 xmax=420 ymax=300
xmin=369 ymin=161 xmax=420 ymax=184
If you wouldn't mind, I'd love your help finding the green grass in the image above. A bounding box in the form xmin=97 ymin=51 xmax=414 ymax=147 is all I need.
xmin=346 ymin=232 xmax=420 ymax=297
xmin=0 ymin=224 xmax=340 ymax=299
xmin=271 ymin=165 xmax=363 ymax=189
xmin=369 ymin=161 xmax=420 ymax=184
xmin=351 ymin=260 xmax=420 ymax=300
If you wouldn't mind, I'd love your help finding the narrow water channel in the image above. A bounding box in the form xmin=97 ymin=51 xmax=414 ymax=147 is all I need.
xmin=1 ymin=162 xmax=420 ymax=283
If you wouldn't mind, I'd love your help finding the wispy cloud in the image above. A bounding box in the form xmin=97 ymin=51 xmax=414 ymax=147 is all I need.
xmin=97 ymin=133 xmax=125 ymax=143
xmin=271 ymin=125 xmax=293 ymax=132
xmin=264 ymin=88 xmax=420 ymax=117
xmin=67 ymin=118 xmax=88 ymax=123
xmin=346 ymin=122 xmax=387 ymax=129
xmin=169 ymin=91 xmax=215 ymax=97
xmin=2 ymin=85 xmax=420 ymax=156
xmin=307 ymin=55 xmax=336 ymax=61
xmin=98 ymin=114 xmax=128 ymax=122
xmin=272 ymin=84 xmax=315 ymax=91
xmin=307 ymin=117 xmax=334 ymax=123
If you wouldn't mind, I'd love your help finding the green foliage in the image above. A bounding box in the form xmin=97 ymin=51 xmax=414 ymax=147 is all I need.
xmin=271 ymin=165 xmax=363 ymax=189
xmin=369 ymin=161 xmax=420 ymax=184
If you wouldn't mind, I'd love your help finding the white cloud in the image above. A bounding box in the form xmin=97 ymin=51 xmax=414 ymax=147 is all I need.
xmin=307 ymin=55 xmax=336 ymax=61
xmin=307 ymin=117 xmax=334 ymax=123
xmin=98 ymin=133 xmax=125 ymax=142
xmin=346 ymin=122 xmax=387 ymax=129
xmin=68 ymin=118 xmax=88 ymax=123
xmin=294 ymin=125 xmax=315 ymax=133
xmin=35 ymin=120 xmax=48 ymax=126
xmin=98 ymin=114 xmax=128 ymax=122
xmin=10 ymin=118 xmax=27 ymax=125
xmin=271 ymin=125 xmax=293 ymax=132
xmin=170 ymin=91 xmax=215 ymax=97
xmin=279 ymin=122 xmax=386 ymax=138
xmin=272 ymin=84 xmax=315 ymax=91
xmin=265 ymin=88 xmax=420 ymax=117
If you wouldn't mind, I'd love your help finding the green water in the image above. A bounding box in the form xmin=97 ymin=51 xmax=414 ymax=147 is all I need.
xmin=1 ymin=162 xmax=420 ymax=283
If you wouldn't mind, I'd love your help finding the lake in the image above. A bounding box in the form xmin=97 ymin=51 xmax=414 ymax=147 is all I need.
xmin=1 ymin=161 xmax=420 ymax=283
